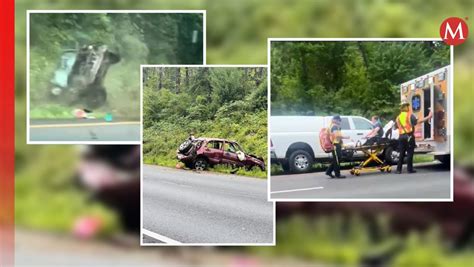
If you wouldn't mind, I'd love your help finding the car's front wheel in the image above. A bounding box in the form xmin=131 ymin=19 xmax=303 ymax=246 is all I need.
xmin=193 ymin=158 xmax=208 ymax=171
xmin=289 ymin=150 xmax=313 ymax=173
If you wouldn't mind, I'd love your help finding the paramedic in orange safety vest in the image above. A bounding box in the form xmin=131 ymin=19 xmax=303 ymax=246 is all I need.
xmin=326 ymin=115 xmax=350 ymax=179
xmin=396 ymin=101 xmax=432 ymax=174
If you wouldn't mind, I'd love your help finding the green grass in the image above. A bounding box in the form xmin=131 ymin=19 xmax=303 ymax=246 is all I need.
xmin=413 ymin=154 xmax=435 ymax=164
xmin=252 ymin=215 xmax=474 ymax=267
xmin=15 ymin=146 xmax=120 ymax=235
xmin=30 ymin=104 xmax=108 ymax=119
xmin=144 ymin=154 xmax=267 ymax=179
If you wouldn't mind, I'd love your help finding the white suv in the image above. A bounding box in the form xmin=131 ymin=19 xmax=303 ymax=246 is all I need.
xmin=270 ymin=115 xmax=376 ymax=173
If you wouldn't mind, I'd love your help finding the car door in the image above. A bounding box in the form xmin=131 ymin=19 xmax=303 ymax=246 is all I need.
xmin=351 ymin=117 xmax=374 ymax=144
xmin=222 ymin=142 xmax=242 ymax=166
xmin=203 ymin=141 xmax=224 ymax=164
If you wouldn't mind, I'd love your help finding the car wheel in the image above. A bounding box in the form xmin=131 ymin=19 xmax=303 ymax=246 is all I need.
xmin=80 ymin=85 xmax=107 ymax=110
xmin=384 ymin=146 xmax=399 ymax=165
xmin=289 ymin=150 xmax=313 ymax=173
xmin=193 ymin=158 xmax=208 ymax=171
xmin=178 ymin=140 xmax=193 ymax=153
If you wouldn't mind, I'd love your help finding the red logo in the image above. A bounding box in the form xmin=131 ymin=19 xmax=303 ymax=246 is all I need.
xmin=440 ymin=17 xmax=469 ymax=45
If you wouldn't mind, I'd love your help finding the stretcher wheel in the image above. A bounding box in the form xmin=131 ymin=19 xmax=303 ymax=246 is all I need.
xmin=350 ymin=169 xmax=355 ymax=175
xmin=380 ymin=168 xmax=385 ymax=172
xmin=354 ymin=170 xmax=360 ymax=176
xmin=387 ymin=166 xmax=392 ymax=173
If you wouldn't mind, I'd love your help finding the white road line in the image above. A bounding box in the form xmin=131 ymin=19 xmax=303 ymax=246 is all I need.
xmin=142 ymin=229 xmax=182 ymax=245
xmin=271 ymin=187 xmax=324 ymax=194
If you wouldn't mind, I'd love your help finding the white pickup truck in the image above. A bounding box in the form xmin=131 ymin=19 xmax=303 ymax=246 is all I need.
xmin=270 ymin=115 xmax=398 ymax=173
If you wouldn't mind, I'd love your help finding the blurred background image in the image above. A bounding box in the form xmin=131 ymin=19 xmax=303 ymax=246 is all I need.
xmin=15 ymin=0 xmax=474 ymax=266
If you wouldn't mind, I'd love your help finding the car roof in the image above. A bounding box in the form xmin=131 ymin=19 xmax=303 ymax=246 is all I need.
xmin=197 ymin=137 xmax=236 ymax=143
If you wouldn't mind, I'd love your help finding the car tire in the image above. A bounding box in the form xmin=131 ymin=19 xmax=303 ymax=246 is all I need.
xmin=384 ymin=145 xmax=399 ymax=165
xmin=193 ymin=157 xmax=208 ymax=171
xmin=178 ymin=140 xmax=193 ymax=154
xmin=289 ymin=150 xmax=313 ymax=173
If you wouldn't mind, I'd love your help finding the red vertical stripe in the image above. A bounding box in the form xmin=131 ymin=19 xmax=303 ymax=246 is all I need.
xmin=0 ymin=0 xmax=15 ymax=265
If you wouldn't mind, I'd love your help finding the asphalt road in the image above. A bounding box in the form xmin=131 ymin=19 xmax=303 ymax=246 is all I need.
xmin=15 ymin=229 xmax=305 ymax=266
xmin=270 ymin=162 xmax=451 ymax=200
xmin=142 ymin=165 xmax=274 ymax=245
xmin=29 ymin=119 xmax=140 ymax=142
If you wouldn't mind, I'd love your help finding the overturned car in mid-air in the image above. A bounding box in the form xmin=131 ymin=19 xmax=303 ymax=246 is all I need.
xmin=49 ymin=43 xmax=120 ymax=110
xmin=177 ymin=137 xmax=265 ymax=171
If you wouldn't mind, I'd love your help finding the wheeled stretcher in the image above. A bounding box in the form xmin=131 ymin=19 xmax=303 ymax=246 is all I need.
xmin=343 ymin=138 xmax=395 ymax=176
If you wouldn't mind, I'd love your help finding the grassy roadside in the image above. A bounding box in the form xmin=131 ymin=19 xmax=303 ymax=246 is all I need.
xmin=30 ymin=105 xmax=108 ymax=119
xmin=143 ymin=111 xmax=268 ymax=179
xmin=143 ymin=155 xmax=267 ymax=179
xmin=29 ymin=104 xmax=141 ymax=121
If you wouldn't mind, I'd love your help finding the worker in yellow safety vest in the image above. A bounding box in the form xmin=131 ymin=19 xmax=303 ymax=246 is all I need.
xmin=396 ymin=101 xmax=432 ymax=174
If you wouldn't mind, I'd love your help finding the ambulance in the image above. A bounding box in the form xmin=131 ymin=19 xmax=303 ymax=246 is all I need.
xmin=399 ymin=65 xmax=451 ymax=164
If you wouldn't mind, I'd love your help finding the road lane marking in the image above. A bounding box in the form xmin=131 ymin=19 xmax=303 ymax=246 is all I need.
xmin=30 ymin=121 xmax=140 ymax=129
xmin=142 ymin=229 xmax=182 ymax=245
xmin=271 ymin=187 xmax=324 ymax=194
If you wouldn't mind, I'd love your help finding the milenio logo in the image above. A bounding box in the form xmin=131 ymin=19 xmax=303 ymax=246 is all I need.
xmin=440 ymin=17 xmax=469 ymax=45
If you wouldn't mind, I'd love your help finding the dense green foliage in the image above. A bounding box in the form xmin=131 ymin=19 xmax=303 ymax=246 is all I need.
xmin=29 ymin=12 xmax=203 ymax=118
xmin=253 ymin=215 xmax=474 ymax=266
xmin=271 ymin=41 xmax=450 ymax=119
xmin=143 ymin=67 xmax=267 ymax=177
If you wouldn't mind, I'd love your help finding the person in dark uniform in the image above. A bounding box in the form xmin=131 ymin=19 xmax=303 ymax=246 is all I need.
xmin=326 ymin=115 xmax=349 ymax=179
xmin=396 ymin=101 xmax=432 ymax=174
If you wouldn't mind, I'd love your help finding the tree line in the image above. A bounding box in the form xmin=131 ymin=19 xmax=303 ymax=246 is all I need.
xmin=271 ymin=41 xmax=450 ymax=120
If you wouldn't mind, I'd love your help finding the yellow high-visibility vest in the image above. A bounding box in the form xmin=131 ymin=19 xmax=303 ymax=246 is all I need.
xmin=397 ymin=111 xmax=413 ymax=134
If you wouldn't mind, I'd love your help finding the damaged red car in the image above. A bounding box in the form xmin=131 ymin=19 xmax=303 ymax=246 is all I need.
xmin=177 ymin=137 xmax=265 ymax=171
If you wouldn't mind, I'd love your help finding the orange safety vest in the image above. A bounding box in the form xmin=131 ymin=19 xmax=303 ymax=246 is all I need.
xmin=328 ymin=122 xmax=341 ymax=144
xmin=396 ymin=111 xmax=413 ymax=134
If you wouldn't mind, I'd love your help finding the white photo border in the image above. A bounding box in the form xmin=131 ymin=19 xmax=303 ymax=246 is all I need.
xmin=26 ymin=10 xmax=206 ymax=144
xmin=140 ymin=64 xmax=276 ymax=246
xmin=267 ymin=38 xmax=454 ymax=203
